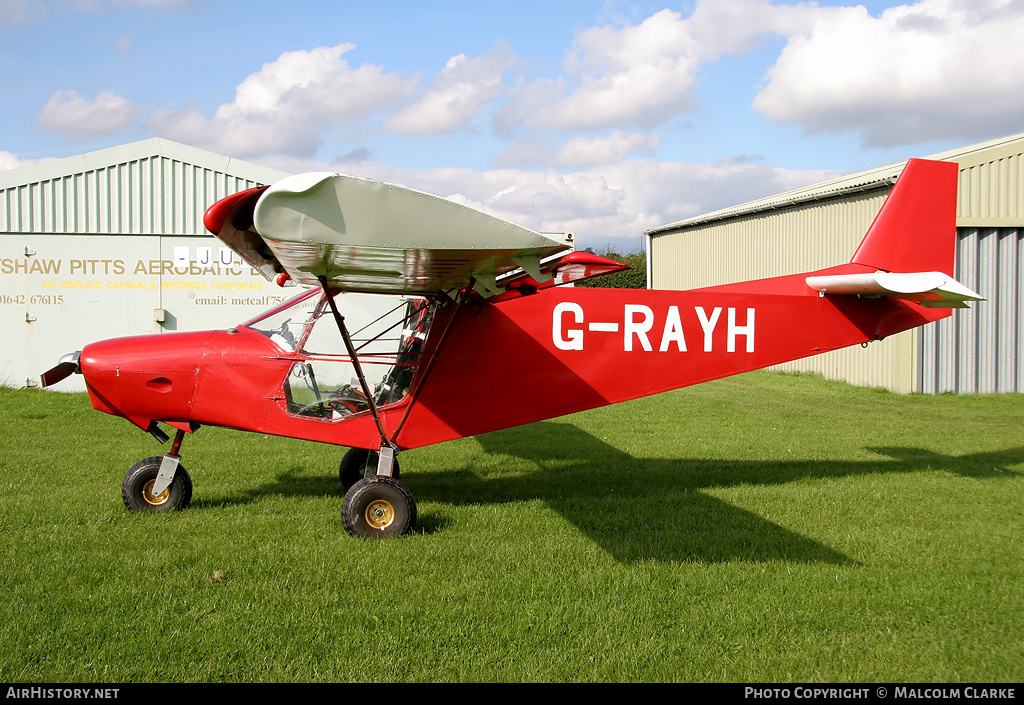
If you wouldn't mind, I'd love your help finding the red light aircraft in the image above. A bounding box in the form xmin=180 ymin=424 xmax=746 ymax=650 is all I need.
xmin=41 ymin=158 xmax=982 ymax=537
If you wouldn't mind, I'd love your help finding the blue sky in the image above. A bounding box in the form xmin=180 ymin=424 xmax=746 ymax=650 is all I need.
xmin=3 ymin=0 xmax=1023 ymax=252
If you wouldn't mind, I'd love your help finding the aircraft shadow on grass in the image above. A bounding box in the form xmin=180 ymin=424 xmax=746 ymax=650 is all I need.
xmin=208 ymin=421 xmax=1021 ymax=565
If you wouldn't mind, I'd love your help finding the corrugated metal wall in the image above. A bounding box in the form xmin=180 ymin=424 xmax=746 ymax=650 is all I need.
xmin=649 ymin=187 xmax=921 ymax=391
xmin=1 ymin=156 xmax=265 ymax=236
xmin=0 ymin=140 xmax=289 ymax=390
xmin=958 ymin=148 xmax=1024 ymax=223
xmin=650 ymin=137 xmax=1024 ymax=394
xmin=650 ymin=189 xmax=890 ymax=289
xmin=917 ymin=145 xmax=1024 ymax=393
xmin=919 ymin=227 xmax=1023 ymax=393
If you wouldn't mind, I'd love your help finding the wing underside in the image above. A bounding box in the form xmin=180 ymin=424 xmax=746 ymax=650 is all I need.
xmin=204 ymin=172 xmax=577 ymax=297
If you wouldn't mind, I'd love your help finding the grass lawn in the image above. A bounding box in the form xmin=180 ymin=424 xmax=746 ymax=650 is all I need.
xmin=1 ymin=371 xmax=1021 ymax=682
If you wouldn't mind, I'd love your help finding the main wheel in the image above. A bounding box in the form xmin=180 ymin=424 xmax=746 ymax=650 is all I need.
xmin=339 ymin=447 xmax=400 ymax=491
xmin=342 ymin=476 xmax=416 ymax=537
xmin=122 ymin=456 xmax=193 ymax=512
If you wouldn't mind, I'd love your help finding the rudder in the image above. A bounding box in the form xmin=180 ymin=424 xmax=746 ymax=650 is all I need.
xmin=851 ymin=158 xmax=959 ymax=276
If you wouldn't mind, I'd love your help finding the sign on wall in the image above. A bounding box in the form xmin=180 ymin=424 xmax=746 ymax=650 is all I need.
xmin=1 ymin=234 xmax=299 ymax=391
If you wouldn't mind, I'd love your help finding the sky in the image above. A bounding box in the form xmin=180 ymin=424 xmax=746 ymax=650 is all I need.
xmin=2 ymin=0 xmax=1023 ymax=253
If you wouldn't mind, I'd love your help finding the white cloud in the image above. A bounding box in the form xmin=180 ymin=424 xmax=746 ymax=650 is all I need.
xmin=682 ymin=0 xmax=817 ymax=60
xmin=147 ymin=44 xmax=418 ymax=158
xmin=491 ymin=0 xmax=1024 ymax=148
xmin=512 ymin=9 xmax=702 ymax=131
xmin=498 ymin=1 xmax=808 ymax=134
xmin=385 ymin=42 xmax=516 ymax=135
xmin=497 ymin=131 xmax=662 ymax=168
xmin=34 ymin=89 xmax=145 ymax=140
xmin=551 ymin=131 xmax=662 ymax=167
xmin=0 ymin=0 xmax=38 ymax=24
xmin=254 ymin=154 xmax=837 ymax=254
xmin=753 ymin=0 xmax=1024 ymax=147
xmin=0 ymin=150 xmax=50 ymax=170
xmin=112 ymin=33 xmax=132 ymax=56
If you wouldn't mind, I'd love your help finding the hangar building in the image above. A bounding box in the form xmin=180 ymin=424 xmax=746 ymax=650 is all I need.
xmin=646 ymin=133 xmax=1024 ymax=394
xmin=0 ymin=138 xmax=290 ymax=392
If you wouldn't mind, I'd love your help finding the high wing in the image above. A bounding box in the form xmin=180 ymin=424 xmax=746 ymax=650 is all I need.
xmin=204 ymin=172 xmax=576 ymax=297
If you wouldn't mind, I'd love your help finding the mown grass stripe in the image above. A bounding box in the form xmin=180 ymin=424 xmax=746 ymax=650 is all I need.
xmin=1 ymin=371 xmax=1021 ymax=682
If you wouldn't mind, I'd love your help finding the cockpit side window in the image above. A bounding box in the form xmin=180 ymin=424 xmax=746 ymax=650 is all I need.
xmin=281 ymin=292 xmax=433 ymax=421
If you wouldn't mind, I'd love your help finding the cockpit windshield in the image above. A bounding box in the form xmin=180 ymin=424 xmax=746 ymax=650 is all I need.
xmin=241 ymin=289 xmax=320 ymax=352
xmin=241 ymin=289 xmax=433 ymax=421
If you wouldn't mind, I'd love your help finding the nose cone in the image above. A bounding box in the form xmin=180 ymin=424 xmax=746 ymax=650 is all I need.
xmin=81 ymin=331 xmax=213 ymax=428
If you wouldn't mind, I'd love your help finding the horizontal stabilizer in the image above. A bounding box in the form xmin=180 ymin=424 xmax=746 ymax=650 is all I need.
xmin=806 ymin=271 xmax=983 ymax=308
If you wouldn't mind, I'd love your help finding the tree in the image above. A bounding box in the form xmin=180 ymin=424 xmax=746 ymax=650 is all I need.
xmin=574 ymin=248 xmax=647 ymax=289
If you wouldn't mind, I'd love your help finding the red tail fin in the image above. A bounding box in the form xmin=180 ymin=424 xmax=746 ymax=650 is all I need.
xmin=851 ymin=158 xmax=958 ymax=276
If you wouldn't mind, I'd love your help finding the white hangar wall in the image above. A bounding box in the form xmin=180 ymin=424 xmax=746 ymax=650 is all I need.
xmin=0 ymin=138 xmax=292 ymax=392
xmin=647 ymin=133 xmax=1024 ymax=394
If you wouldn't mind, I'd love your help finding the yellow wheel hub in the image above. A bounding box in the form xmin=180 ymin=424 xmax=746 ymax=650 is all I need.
xmin=142 ymin=479 xmax=170 ymax=506
xmin=365 ymin=499 xmax=395 ymax=530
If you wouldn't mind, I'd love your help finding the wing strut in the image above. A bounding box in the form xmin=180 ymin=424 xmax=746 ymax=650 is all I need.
xmin=389 ymin=281 xmax=474 ymax=445
xmin=317 ymin=276 xmax=394 ymax=459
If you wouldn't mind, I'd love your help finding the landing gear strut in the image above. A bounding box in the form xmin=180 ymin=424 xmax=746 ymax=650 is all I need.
xmin=339 ymin=447 xmax=401 ymax=491
xmin=317 ymin=275 xmax=419 ymax=538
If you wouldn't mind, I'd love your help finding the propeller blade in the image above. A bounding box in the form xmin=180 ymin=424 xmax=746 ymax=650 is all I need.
xmin=40 ymin=351 xmax=81 ymax=388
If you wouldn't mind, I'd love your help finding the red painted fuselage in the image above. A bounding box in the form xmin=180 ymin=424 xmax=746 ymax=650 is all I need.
xmin=78 ymin=260 xmax=945 ymax=452
xmin=74 ymin=158 xmax=960 ymax=454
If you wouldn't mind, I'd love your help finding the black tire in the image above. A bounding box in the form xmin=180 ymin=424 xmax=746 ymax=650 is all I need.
xmin=342 ymin=476 xmax=416 ymax=537
xmin=122 ymin=456 xmax=193 ymax=512
xmin=339 ymin=447 xmax=400 ymax=491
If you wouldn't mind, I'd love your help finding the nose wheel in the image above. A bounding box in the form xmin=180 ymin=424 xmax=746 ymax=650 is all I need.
xmin=122 ymin=429 xmax=192 ymax=512
xmin=122 ymin=456 xmax=193 ymax=511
